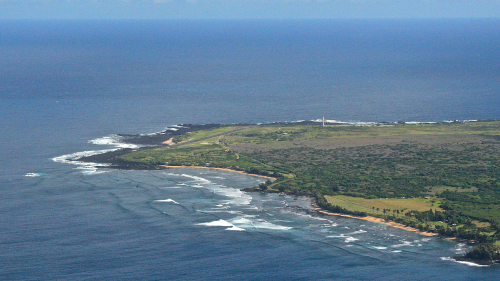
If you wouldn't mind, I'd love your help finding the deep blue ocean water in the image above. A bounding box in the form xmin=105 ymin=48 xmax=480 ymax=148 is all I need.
xmin=1 ymin=19 xmax=500 ymax=280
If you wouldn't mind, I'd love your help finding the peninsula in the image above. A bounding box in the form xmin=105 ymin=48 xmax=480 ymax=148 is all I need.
xmin=80 ymin=120 xmax=500 ymax=264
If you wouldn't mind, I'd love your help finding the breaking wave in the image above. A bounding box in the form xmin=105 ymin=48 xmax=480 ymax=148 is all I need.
xmin=440 ymin=257 xmax=490 ymax=267
xmin=52 ymin=135 xmax=142 ymax=173
xmin=154 ymin=199 xmax=180 ymax=204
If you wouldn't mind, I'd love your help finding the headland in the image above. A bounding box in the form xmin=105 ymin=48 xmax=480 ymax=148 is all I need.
xmin=75 ymin=119 xmax=500 ymax=265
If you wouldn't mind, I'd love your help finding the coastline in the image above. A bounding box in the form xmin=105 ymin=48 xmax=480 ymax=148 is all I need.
xmin=72 ymin=120 xmax=500 ymax=263
xmin=314 ymin=208 xmax=438 ymax=237
xmin=163 ymin=165 xmax=437 ymax=237
xmin=160 ymin=165 xmax=277 ymax=180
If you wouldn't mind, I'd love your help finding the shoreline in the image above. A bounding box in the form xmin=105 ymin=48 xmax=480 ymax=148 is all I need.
xmin=69 ymin=119 xmax=500 ymax=265
xmin=160 ymin=165 xmax=277 ymax=180
xmin=164 ymin=165 xmax=436 ymax=237
xmin=314 ymin=208 xmax=438 ymax=237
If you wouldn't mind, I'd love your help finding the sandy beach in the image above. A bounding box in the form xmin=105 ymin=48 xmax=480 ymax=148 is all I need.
xmin=162 ymin=165 xmax=439 ymax=236
xmin=315 ymin=209 xmax=438 ymax=236
xmin=162 ymin=137 xmax=174 ymax=146
xmin=163 ymin=165 xmax=437 ymax=236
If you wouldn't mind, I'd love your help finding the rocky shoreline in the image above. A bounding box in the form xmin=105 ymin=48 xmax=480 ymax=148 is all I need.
xmin=73 ymin=120 xmax=500 ymax=266
xmin=77 ymin=123 xmax=229 ymax=169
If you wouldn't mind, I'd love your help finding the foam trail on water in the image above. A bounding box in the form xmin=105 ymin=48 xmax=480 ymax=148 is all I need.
xmin=440 ymin=257 xmax=490 ymax=267
xmin=196 ymin=219 xmax=246 ymax=231
xmin=230 ymin=217 xmax=292 ymax=230
xmin=161 ymin=186 xmax=184 ymax=189
xmin=77 ymin=166 xmax=108 ymax=175
xmin=179 ymin=173 xmax=252 ymax=205
xmin=180 ymin=174 xmax=212 ymax=185
xmin=344 ymin=237 xmax=359 ymax=243
xmin=349 ymin=230 xmax=367 ymax=235
xmin=391 ymin=241 xmax=413 ymax=248
xmin=25 ymin=173 xmax=46 ymax=177
xmin=197 ymin=219 xmax=234 ymax=227
xmin=154 ymin=199 xmax=180 ymax=204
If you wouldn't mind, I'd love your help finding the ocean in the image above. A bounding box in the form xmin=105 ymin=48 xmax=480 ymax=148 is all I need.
xmin=1 ymin=19 xmax=500 ymax=280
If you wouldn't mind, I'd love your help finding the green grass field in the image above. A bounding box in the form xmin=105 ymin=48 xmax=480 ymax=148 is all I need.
xmin=324 ymin=195 xmax=442 ymax=215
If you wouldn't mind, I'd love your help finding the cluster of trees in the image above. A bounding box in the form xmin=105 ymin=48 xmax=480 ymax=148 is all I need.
xmin=248 ymin=143 xmax=500 ymax=200
xmin=404 ymin=209 xmax=453 ymax=223
xmin=247 ymin=142 xmax=500 ymax=227
xmin=465 ymin=243 xmax=500 ymax=261
xmin=234 ymin=138 xmax=500 ymax=246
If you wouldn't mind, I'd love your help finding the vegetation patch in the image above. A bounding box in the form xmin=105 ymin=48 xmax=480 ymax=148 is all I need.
xmin=116 ymin=121 xmax=500 ymax=253
xmin=324 ymin=195 xmax=442 ymax=216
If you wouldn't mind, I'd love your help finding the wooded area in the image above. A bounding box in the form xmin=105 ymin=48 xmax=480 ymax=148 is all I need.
xmin=118 ymin=121 xmax=500 ymax=260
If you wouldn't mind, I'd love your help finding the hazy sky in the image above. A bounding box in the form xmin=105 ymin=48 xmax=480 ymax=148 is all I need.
xmin=0 ymin=0 xmax=499 ymax=19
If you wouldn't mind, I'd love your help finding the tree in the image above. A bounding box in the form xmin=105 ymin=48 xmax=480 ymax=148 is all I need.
xmin=466 ymin=243 xmax=499 ymax=261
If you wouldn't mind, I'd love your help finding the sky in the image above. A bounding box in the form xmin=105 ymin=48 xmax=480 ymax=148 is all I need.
xmin=0 ymin=0 xmax=499 ymax=19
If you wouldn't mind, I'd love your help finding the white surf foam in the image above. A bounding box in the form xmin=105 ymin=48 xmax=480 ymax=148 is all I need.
xmin=196 ymin=219 xmax=247 ymax=231
xmin=52 ymin=134 xmax=143 ymax=174
xmin=25 ymin=173 xmax=45 ymax=177
xmin=52 ymin=149 xmax=114 ymax=166
xmin=372 ymin=246 xmax=388 ymax=250
xmin=212 ymin=206 xmax=230 ymax=210
xmin=154 ymin=199 xmax=180 ymax=204
xmin=391 ymin=241 xmax=413 ymax=248
xmin=180 ymin=174 xmax=252 ymax=205
xmin=232 ymin=217 xmax=253 ymax=224
xmin=254 ymin=220 xmax=292 ymax=230
xmin=229 ymin=217 xmax=292 ymax=231
xmin=89 ymin=135 xmax=140 ymax=149
xmin=344 ymin=237 xmax=359 ymax=243
xmin=197 ymin=219 xmax=234 ymax=227
xmin=180 ymin=174 xmax=213 ymax=185
xmin=161 ymin=186 xmax=184 ymax=189
xmin=326 ymin=234 xmax=345 ymax=238
xmin=226 ymin=226 xmax=246 ymax=231
xmin=454 ymin=243 xmax=467 ymax=255
xmin=77 ymin=166 xmax=109 ymax=175
xmin=349 ymin=230 xmax=367 ymax=235
xmin=440 ymin=257 xmax=490 ymax=267
xmin=326 ymin=234 xmax=360 ymax=243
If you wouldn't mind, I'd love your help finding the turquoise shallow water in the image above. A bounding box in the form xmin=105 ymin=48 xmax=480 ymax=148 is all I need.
xmin=2 ymin=19 xmax=500 ymax=279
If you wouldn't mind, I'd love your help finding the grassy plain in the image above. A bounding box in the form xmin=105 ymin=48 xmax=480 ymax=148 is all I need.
xmin=172 ymin=126 xmax=247 ymax=144
xmin=324 ymin=195 xmax=443 ymax=215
